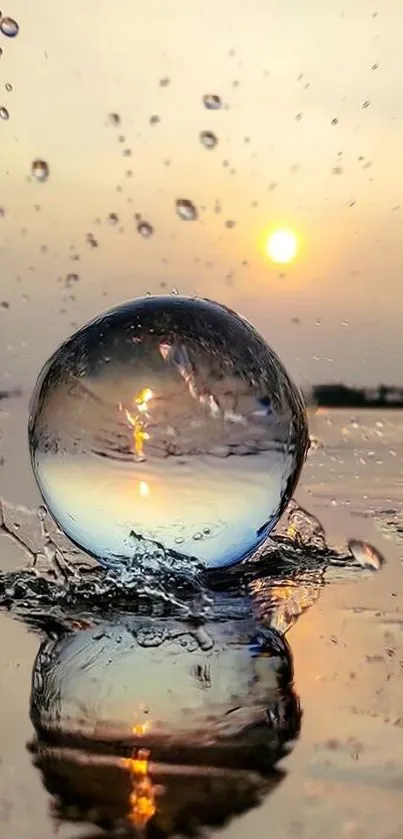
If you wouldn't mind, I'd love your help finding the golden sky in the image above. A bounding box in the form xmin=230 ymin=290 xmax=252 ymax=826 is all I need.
xmin=1 ymin=0 xmax=402 ymax=390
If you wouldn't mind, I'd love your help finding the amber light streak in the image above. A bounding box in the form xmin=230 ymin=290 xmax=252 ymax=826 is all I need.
xmin=124 ymin=721 xmax=159 ymax=829
xmin=124 ymin=387 xmax=154 ymax=460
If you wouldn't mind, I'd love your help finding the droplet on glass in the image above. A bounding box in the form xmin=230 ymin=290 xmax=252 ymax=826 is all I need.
xmin=347 ymin=539 xmax=385 ymax=571
xmin=202 ymin=93 xmax=221 ymax=110
xmin=149 ymin=114 xmax=160 ymax=125
xmin=137 ymin=220 xmax=153 ymax=238
xmin=28 ymin=295 xmax=309 ymax=570
xmin=108 ymin=212 xmax=119 ymax=226
xmin=159 ymin=76 xmax=170 ymax=87
xmin=295 ymin=112 xmax=303 ymax=121
xmin=225 ymin=219 xmax=236 ymax=229
xmin=176 ymin=199 xmax=198 ymax=221
xmin=371 ymin=63 xmax=379 ymax=70
xmin=0 ymin=16 xmax=19 ymax=37
xmin=4 ymin=82 xmax=12 ymax=92
xmin=331 ymin=117 xmax=339 ymax=125
xmin=31 ymin=160 xmax=49 ymax=182
xmin=86 ymin=232 xmax=98 ymax=248
xmin=199 ymin=130 xmax=218 ymax=149
xmin=108 ymin=112 xmax=120 ymax=126
xmin=0 ymin=105 xmax=9 ymax=120
xmin=361 ymin=100 xmax=371 ymax=109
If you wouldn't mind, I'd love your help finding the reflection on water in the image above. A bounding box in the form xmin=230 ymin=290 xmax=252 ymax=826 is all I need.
xmin=28 ymin=296 xmax=308 ymax=569
xmin=29 ymin=614 xmax=300 ymax=836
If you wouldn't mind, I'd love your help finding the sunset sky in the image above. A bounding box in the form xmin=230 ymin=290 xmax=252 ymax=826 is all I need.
xmin=1 ymin=0 xmax=402 ymax=391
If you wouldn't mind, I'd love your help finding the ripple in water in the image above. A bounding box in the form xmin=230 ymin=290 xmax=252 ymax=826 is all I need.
xmin=28 ymin=296 xmax=309 ymax=570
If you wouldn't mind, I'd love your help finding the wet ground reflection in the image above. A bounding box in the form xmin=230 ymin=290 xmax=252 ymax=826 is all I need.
xmin=29 ymin=614 xmax=300 ymax=836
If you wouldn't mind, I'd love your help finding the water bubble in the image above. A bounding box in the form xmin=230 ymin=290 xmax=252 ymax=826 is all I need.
xmin=137 ymin=220 xmax=153 ymax=238
xmin=347 ymin=539 xmax=385 ymax=571
xmin=175 ymin=199 xmax=198 ymax=221
xmin=0 ymin=105 xmax=9 ymax=120
xmin=202 ymin=93 xmax=221 ymax=110
xmin=0 ymin=16 xmax=19 ymax=37
xmin=31 ymin=160 xmax=49 ymax=182
xmin=28 ymin=295 xmax=308 ymax=570
xmin=199 ymin=130 xmax=218 ymax=149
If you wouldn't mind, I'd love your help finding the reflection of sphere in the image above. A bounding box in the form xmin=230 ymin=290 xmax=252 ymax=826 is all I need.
xmin=30 ymin=617 xmax=300 ymax=834
xmin=29 ymin=296 xmax=308 ymax=569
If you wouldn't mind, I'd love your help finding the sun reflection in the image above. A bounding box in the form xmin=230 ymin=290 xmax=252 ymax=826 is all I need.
xmin=124 ymin=387 xmax=154 ymax=460
xmin=125 ymin=747 xmax=157 ymax=829
xmin=139 ymin=480 xmax=150 ymax=497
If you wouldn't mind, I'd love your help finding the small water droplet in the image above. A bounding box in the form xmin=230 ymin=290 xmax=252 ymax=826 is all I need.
xmin=225 ymin=219 xmax=236 ymax=229
xmin=108 ymin=212 xmax=119 ymax=226
xmin=361 ymin=100 xmax=371 ymax=109
xmin=331 ymin=117 xmax=339 ymax=125
xmin=0 ymin=16 xmax=19 ymax=37
xmin=108 ymin=112 xmax=120 ymax=126
xmin=348 ymin=539 xmax=384 ymax=571
xmin=176 ymin=199 xmax=198 ymax=221
xmin=202 ymin=93 xmax=221 ymax=110
xmin=193 ymin=532 xmax=203 ymax=541
xmin=295 ymin=112 xmax=303 ymax=121
xmin=137 ymin=220 xmax=153 ymax=238
xmin=199 ymin=130 xmax=218 ymax=149
xmin=0 ymin=105 xmax=9 ymax=120
xmin=159 ymin=76 xmax=170 ymax=87
xmin=31 ymin=160 xmax=49 ymax=182
xmin=149 ymin=114 xmax=160 ymax=125
xmin=4 ymin=82 xmax=12 ymax=92
xmin=371 ymin=63 xmax=379 ymax=70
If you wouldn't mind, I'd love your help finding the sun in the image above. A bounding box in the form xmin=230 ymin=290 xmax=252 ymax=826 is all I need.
xmin=266 ymin=229 xmax=299 ymax=265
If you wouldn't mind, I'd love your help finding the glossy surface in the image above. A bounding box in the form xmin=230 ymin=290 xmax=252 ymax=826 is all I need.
xmin=29 ymin=296 xmax=308 ymax=568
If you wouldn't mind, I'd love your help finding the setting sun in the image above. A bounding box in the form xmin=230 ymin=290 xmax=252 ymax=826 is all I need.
xmin=266 ymin=229 xmax=299 ymax=265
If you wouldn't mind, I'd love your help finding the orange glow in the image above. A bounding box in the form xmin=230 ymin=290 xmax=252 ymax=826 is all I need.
xmin=125 ymin=387 xmax=153 ymax=460
xmin=125 ymin=747 xmax=157 ymax=829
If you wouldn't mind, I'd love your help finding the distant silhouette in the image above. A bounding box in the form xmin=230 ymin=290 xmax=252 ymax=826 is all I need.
xmin=310 ymin=383 xmax=403 ymax=408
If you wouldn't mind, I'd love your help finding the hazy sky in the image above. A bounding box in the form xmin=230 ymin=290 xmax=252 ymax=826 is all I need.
xmin=1 ymin=0 xmax=403 ymax=391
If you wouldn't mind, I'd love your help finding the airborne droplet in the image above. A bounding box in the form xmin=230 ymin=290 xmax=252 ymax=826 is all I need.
xmin=31 ymin=160 xmax=49 ymax=183
xmin=0 ymin=16 xmax=19 ymax=37
xmin=175 ymin=199 xmax=198 ymax=221
xmin=202 ymin=94 xmax=221 ymax=110
xmin=0 ymin=105 xmax=9 ymax=120
xmin=199 ymin=130 xmax=218 ymax=149
xmin=347 ymin=539 xmax=385 ymax=571
xmin=137 ymin=220 xmax=154 ymax=238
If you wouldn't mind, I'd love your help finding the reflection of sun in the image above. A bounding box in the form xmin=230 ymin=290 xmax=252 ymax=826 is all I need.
xmin=266 ymin=229 xmax=299 ymax=264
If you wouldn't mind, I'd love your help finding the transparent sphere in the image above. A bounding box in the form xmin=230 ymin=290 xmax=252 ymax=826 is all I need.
xmin=28 ymin=296 xmax=308 ymax=569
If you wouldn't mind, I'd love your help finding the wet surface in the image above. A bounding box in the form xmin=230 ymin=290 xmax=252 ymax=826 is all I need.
xmin=1 ymin=403 xmax=403 ymax=838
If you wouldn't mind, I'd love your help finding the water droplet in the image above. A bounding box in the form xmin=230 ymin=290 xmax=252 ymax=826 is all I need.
xmin=28 ymin=295 xmax=308 ymax=570
xmin=4 ymin=82 xmax=12 ymax=92
xmin=108 ymin=212 xmax=119 ymax=226
xmin=202 ymin=93 xmax=221 ymax=110
xmin=225 ymin=219 xmax=236 ymax=229
xmin=159 ymin=76 xmax=170 ymax=87
xmin=199 ymin=130 xmax=218 ymax=149
xmin=137 ymin=220 xmax=153 ymax=238
xmin=371 ymin=62 xmax=379 ymax=70
xmin=65 ymin=273 xmax=79 ymax=287
xmin=0 ymin=47 xmax=3 ymax=58
xmin=348 ymin=540 xmax=384 ymax=571
xmin=108 ymin=112 xmax=120 ymax=126
xmin=0 ymin=16 xmax=19 ymax=37
xmin=31 ymin=160 xmax=49 ymax=182
xmin=0 ymin=105 xmax=9 ymax=120
xmin=331 ymin=117 xmax=339 ymax=125
xmin=176 ymin=199 xmax=198 ymax=221
xmin=361 ymin=100 xmax=371 ymax=109
xmin=149 ymin=114 xmax=160 ymax=125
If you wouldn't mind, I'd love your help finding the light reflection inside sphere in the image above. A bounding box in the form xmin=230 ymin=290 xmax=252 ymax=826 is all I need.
xmin=28 ymin=296 xmax=308 ymax=569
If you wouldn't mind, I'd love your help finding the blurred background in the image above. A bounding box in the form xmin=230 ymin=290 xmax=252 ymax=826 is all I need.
xmin=0 ymin=0 xmax=401 ymax=396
